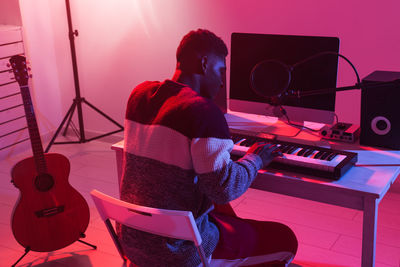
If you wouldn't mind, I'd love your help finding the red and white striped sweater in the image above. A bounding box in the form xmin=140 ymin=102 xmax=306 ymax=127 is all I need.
xmin=117 ymin=80 xmax=263 ymax=267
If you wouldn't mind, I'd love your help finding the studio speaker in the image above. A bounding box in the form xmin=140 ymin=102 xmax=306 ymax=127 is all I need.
xmin=360 ymin=71 xmax=400 ymax=149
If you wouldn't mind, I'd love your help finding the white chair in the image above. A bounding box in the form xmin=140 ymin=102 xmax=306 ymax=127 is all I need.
xmin=90 ymin=189 xmax=210 ymax=267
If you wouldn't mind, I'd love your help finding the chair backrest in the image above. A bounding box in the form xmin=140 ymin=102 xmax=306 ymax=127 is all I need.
xmin=90 ymin=190 xmax=209 ymax=266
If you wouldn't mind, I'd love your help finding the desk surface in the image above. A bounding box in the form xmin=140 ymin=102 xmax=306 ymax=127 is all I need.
xmin=225 ymin=111 xmax=400 ymax=202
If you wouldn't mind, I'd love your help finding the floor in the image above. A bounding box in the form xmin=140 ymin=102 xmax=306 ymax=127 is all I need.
xmin=0 ymin=139 xmax=399 ymax=267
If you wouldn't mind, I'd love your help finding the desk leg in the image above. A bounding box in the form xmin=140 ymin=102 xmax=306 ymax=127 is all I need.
xmin=362 ymin=196 xmax=378 ymax=267
xmin=114 ymin=149 xmax=123 ymax=192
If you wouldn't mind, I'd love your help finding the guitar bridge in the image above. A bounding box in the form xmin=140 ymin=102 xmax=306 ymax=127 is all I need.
xmin=35 ymin=205 xmax=65 ymax=218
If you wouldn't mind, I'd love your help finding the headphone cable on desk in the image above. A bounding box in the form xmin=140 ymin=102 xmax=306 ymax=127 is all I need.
xmin=355 ymin=164 xmax=400 ymax=167
xmin=281 ymin=106 xmax=320 ymax=133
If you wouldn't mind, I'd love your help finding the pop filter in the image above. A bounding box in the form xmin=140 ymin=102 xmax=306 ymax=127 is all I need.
xmin=250 ymin=60 xmax=292 ymax=103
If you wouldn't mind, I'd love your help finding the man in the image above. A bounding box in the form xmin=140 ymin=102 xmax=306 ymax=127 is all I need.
xmin=118 ymin=29 xmax=298 ymax=266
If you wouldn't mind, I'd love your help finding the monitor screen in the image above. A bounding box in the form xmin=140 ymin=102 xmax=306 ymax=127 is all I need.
xmin=229 ymin=32 xmax=340 ymax=124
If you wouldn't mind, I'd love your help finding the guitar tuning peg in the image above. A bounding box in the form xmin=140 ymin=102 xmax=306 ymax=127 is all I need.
xmin=29 ymin=74 xmax=33 ymax=78
xmin=7 ymin=63 xmax=11 ymax=68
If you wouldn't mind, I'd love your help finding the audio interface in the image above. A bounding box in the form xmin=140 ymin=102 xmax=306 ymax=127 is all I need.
xmin=319 ymin=122 xmax=360 ymax=143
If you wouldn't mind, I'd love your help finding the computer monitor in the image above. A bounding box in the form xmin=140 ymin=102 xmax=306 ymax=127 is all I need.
xmin=229 ymin=32 xmax=340 ymax=125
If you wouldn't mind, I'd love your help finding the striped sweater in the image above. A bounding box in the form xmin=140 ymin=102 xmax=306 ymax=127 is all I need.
xmin=117 ymin=80 xmax=263 ymax=267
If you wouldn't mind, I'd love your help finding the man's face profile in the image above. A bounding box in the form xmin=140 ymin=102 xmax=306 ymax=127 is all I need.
xmin=200 ymin=54 xmax=226 ymax=99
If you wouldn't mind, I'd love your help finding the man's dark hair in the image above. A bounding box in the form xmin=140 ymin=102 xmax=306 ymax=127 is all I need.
xmin=176 ymin=29 xmax=228 ymax=65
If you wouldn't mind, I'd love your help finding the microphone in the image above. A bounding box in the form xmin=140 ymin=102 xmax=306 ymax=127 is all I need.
xmin=250 ymin=52 xmax=369 ymax=101
xmin=250 ymin=59 xmax=293 ymax=105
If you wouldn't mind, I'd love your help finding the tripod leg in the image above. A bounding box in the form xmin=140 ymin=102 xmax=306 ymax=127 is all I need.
xmin=83 ymin=99 xmax=123 ymax=129
xmin=62 ymin=102 xmax=76 ymax=136
xmin=12 ymin=247 xmax=30 ymax=267
xmin=69 ymin=120 xmax=80 ymax=138
xmin=78 ymin=233 xmax=97 ymax=249
xmin=45 ymin=102 xmax=76 ymax=153
xmin=77 ymin=239 xmax=97 ymax=249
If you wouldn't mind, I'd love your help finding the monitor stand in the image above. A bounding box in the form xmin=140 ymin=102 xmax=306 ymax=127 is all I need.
xmin=259 ymin=120 xmax=302 ymax=137
xmin=226 ymin=110 xmax=325 ymax=141
xmin=226 ymin=111 xmax=301 ymax=137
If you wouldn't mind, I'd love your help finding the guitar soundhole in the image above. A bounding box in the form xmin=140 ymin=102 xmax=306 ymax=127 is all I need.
xmin=35 ymin=173 xmax=54 ymax=192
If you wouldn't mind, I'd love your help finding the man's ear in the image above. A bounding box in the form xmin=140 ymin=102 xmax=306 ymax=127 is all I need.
xmin=200 ymin=55 xmax=208 ymax=74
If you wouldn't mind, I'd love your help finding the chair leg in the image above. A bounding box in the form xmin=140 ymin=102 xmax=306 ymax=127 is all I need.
xmin=104 ymin=219 xmax=127 ymax=261
xmin=195 ymin=244 xmax=210 ymax=267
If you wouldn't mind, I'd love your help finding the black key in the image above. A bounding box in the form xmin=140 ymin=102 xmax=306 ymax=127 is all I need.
xmin=323 ymin=152 xmax=334 ymax=160
xmin=287 ymin=146 xmax=299 ymax=154
xmin=281 ymin=145 xmax=292 ymax=153
xmin=241 ymin=139 xmax=253 ymax=147
xmin=256 ymin=137 xmax=265 ymax=143
xmin=249 ymin=137 xmax=258 ymax=144
xmin=326 ymin=153 xmax=338 ymax=161
xmin=314 ymin=151 xmax=324 ymax=159
xmin=303 ymin=149 xmax=314 ymax=157
xmin=241 ymin=137 xmax=266 ymax=147
xmin=231 ymin=136 xmax=242 ymax=143
xmin=297 ymin=148 xmax=307 ymax=156
xmin=231 ymin=134 xmax=247 ymax=144
xmin=278 ymin=144 xmax=288 ymax=152
xmin=320 ymin=152 xmax=330 ymax=160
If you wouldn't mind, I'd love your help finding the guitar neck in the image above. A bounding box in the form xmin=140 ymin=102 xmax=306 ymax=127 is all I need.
xmin=20 ymin=85 xmax=47 ymax=174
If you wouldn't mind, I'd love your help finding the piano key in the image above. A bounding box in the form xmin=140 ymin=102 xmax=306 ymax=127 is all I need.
xmin=280 ymin=145 xmax=292 ymax=153
xmin=241 ymin=139 xmax=252 ymax=147
xmin=320 ymin=152 xmax=330 ymax=160
xmin=314 ymin=151 xmax=324 ymax=159
xmin=287 ymin=146 xmax=300 ymax=154
xmin=234 ymin=138 xmax=246 ymax=145
xmin=232 ymin=144 xmax=346 ymax=170
xmin=296 ymin=148 xmax=307 ymax=156
xmin=326 ymin=153 xmax=338 ymax=161
xmin=276 ymin=153 xmax=346 ymax=171
xmin=303 ymin=149 xmax=314 ymax=157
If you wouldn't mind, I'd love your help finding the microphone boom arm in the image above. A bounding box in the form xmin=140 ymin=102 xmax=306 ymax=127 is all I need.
xmin=290 ymin=80 xmax=399 ymax=98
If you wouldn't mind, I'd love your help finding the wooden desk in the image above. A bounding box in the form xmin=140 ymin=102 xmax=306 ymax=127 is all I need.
xmin=112 ymin=111 xmax=400 ymax=267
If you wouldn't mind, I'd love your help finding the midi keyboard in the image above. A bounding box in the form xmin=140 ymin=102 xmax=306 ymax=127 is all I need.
xmin=231 ymin=132 xmax=358 ymax=180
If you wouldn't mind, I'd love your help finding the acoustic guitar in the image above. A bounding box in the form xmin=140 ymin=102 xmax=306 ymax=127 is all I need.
xmin=9 ymin=55 xmax=90 ymax=252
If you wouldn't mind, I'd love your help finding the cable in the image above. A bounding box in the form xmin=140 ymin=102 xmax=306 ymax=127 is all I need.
xmin=280 ymin=52 xmax=359 ymax=132
xmin=334 ymin=113 xmax=339 ymax=124
xmin=292 ymin=51 xmax=361 ymax=86
xmin=355 ymin=164 xmax=400 ymax=167
xmin=280 ymin=106 xmax=319 ymax=134
xmin=250 ymin=51 xmax=360 ymax=136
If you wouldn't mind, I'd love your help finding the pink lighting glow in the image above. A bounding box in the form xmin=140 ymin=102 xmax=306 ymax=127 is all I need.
xmin=18 ymin=0 xmax=400 ymax=139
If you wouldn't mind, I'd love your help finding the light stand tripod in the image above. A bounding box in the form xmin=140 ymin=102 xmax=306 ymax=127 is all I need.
xmin=45 ymin=0 xmax=123 ymax=153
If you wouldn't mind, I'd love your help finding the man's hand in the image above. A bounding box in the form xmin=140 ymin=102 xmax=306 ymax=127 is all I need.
xmin=246 ymin=142 xmax=282 ymax=167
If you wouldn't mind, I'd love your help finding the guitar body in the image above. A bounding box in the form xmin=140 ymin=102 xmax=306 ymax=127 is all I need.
xmin=11 ymin=153 xmax=90 ymax=252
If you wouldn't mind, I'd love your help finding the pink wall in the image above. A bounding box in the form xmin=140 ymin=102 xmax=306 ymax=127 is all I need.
xmin=19 ymin=0 xmax=65 ymax=135
xmin=19 ymin=0 xmax=400 ymax=136
xmin=0 ymin=0 xmax=22 ymax=25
